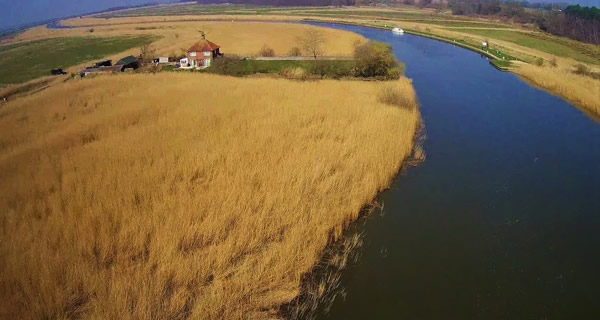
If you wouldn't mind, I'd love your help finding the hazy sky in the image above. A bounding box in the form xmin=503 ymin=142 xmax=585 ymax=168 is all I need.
xmin=0 ymin=0 xmax=164 ymax=30
xmin=0 ymin=0 xmax=598 ymax=31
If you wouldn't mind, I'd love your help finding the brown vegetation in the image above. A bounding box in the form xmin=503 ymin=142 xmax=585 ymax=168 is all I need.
xmin=297 ymin=29 xmax=325 ymax=60
xmin=0 ymin=73 xmax=419 ymax=319
xmin=515 ymin=64 xmax=600 ymax=116
xmin=378 ymin=81 xmax=418 ymax=110
xmin=258 ymin=44 xmax=276 ymax=57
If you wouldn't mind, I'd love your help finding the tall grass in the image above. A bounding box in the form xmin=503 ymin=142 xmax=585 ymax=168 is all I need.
xmin=0 ymin=73 xmax=419 ymax=319
xmin=378 ymin=80 xmax=418 ymax=110
xmin=12 ymin=21 xmax=365 ymax=59
xmin=515 ymin=64 xmax=600 ymax=116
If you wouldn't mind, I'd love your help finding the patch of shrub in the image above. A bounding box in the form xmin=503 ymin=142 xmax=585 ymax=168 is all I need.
xmin=209 ymin=56 xmax=246 ymax=76
xmin=386 ymin=67 xmax=403 ymax=80
xmin=308 ymin=60 xmax=353 ymax=79
xmin=574 ymin=63 xmax=591 ymax=75
xmin=288 ymin=47 xmax=302 ymax=57
xmin=573 ymin=63 xmax=600 ymax=79
xmin=259 ymin=45 xmax=275 ymax=57
xmin=353 ymin=41 xmax=402 ymax=80
xmin=550 ymin=57 xmax=557 ymax=67
xmin=535 ymin=57 xmax=544 ymax=66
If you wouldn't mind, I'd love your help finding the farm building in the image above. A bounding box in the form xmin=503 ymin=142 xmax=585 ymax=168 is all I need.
xmin=94 ymin=60 xmax=112 ymax=67
xmin=183 ymin=39 xmax=221 ymax=69
xmin=116 ymin=56 xmax=139 ymax=71
xmin=81 ymin=56 xmax=139 ymax=77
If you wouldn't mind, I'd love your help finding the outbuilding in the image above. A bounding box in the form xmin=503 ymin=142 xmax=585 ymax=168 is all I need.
xmin=116 ymin=56 xmax=139 ymax=71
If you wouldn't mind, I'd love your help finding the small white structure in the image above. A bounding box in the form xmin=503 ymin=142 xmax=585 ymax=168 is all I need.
xmin=158 ymin=57 xmax=169 ymax=64
xmin=179 ymin=57 xmax=192 ymax=69
xmin=482 ymin=41 xmax=488 ymax=47
xmin=392 ymin=27 xmax=404 ymax=34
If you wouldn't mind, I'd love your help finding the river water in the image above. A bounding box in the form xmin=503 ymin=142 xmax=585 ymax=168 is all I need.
xmin=307 ymin=22 xmax=600 ymax=319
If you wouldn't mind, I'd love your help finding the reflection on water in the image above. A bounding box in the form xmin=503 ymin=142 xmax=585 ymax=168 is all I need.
xmin=307 ymin=22 xmax=600 ymax=320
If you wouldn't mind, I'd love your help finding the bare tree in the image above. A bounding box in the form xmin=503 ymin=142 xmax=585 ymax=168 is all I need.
xmin=297 ymin=30 xmax=326 ymax=60
xmin=139 ymin=43 xmax=156 ymax=65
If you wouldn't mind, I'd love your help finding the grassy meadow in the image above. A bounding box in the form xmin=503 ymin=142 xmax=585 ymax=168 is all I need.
xmin=455 ymin=29 xmax=600 ymax=65
xmin=0 ymin=36 xmax=154 ymax=84
xmin=0 ymin=73 xmax=419 ymax=319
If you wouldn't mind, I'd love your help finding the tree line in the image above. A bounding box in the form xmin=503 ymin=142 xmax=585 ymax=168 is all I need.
xmin=447 ymin=1 xmax=600 ymax=45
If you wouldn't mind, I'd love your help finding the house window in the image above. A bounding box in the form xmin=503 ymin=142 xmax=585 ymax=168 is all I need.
xmin=204 ymin=52 xmax=211 ymax=57
xmin=190 ymin=52 xmax=196 ymax=57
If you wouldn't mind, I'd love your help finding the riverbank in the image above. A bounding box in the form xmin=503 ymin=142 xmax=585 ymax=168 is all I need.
xmin=514 ymin=63 xmax=600 ymax=118
xmin=50 ymin=9 xmax=600 ymax=117
xmin=0 ymin=73 xmax=420 ymax=319
xmin=303 ymin=19 xmax=600 ymax=117
xmin=311 ymin=21 xmax=600 ymax=320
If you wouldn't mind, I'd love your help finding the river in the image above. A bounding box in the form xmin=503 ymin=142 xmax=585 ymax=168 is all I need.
xmin=306 ymin=22 xmax=600 ymax=319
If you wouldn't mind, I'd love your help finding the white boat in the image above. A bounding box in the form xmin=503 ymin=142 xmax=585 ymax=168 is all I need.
xmin=392 ymin=27 xmax=404 ymax=34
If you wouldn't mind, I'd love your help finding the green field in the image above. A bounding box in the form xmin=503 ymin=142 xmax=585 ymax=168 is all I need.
xmin=0 ymin=36 xmax=155 ymax=84
xmin=92 ymin=4 xmax=597 ymax=66
xmin=96 ymin=4 xmax=509 ymax=29
xmin=298 ymin=9 xmax=513 ymax=28
xmin=95 ymin=4 xmax=292 ymax=18
xmin=204 ymin=59 xmax=358 ymax=78
xmin=456 ymin=29 xmax=600 ymax=65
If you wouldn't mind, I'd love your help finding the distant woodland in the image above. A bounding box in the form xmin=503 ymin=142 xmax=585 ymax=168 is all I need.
xmin=448 ymin=1 xmax=600 ymax=44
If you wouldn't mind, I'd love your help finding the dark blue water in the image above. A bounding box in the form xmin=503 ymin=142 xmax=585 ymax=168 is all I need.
xmin=308 ymin=22 xmax=600 ymax=319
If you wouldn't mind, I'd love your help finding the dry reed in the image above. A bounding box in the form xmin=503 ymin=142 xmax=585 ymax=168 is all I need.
xmin=515 ymin=64 xmax=600 ymax=116
xmin=0 ymin=73 xmax=418 ymax=319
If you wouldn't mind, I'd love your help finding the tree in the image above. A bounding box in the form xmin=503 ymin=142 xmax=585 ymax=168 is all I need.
xmin=297 ymin=30 xmax=326 ymax=60
xmin=353 ymin=41 xmax=401 ymax=79
xmin=418 ymin=0 xmax=432 ymax=9
xmin=139 ymin=43 xmax=156 ymax=65
xmin=258 ymin=45 xmax=275 ymax=57
xmin=288 ymin=47 xmax=302 ymax=56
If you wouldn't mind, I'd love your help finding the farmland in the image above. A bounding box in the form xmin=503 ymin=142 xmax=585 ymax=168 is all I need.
xmin=0 ymin=73 xmax=419 ymax=319
xmin=82 ymin=4 xmax=599 ymax=65
xmin=0 ymin=36 xmax=154 ymax=84
xmin=14 ymin=21 xmax=364 ymax=58
xmin=455 ymin=29 xmax=600 ymax=65
xmin=36 ymin=3 xmax=596 ymax=115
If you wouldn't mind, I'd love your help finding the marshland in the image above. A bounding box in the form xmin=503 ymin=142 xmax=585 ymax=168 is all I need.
xmin=1 ymin=2 xmax=600 ymax=320
xmin=0 ymin=20 xmax=419 ymax=318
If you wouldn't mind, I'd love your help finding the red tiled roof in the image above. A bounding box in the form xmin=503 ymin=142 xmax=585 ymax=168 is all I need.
xmin=187 ymin=40 xmax=220 ymax=53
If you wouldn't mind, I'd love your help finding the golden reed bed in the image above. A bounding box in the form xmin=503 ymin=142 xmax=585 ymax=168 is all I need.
xmin=0 ymin=73 xmax=419 ymax=319
xmin=515 ymin=64 xmax=600 ymax=117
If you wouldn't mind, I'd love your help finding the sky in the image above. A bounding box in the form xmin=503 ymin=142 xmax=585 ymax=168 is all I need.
xmin=0 ymin=0 xmax=598 ymax=31
xmin=0 ymin=0 xmax=169 ymax=30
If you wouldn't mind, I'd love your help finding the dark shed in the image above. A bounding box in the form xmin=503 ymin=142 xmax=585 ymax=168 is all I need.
xmin=94 ymin=60 xmax=112 ymax=67
xmin=116 ymin=56 xmax=139 ymax=71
